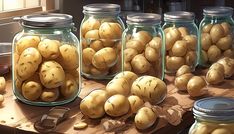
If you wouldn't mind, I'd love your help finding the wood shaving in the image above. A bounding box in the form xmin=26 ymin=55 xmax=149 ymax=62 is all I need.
xmin=102 ymin=119 xmax=127 ymax=132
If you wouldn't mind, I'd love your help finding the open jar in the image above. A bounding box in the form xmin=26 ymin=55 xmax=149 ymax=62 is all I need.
xmin=13 ymin=13 xmax=80 ymax=106
xmin=80 ymin=4 xmax=125 ymax=80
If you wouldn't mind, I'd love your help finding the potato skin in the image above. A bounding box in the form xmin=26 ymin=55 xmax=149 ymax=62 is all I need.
xmin=82 ymin=48 xmax=96 ymax=65
xmin=202 ymin=24 xmax=213 ymax=33
xmin=124 ymin=48 xmax=138 ymax=62
xmin=114 ymin=71 xmax=138 ymax=86
xmin=60 ymin=73 xmax=78 ymax=98
xmin=201 ymin=33 xmax=212 ymax=51
xmin=148 ymin=37 xmax=161 ymax=51
xmin=99 ymin=22 xmax=122 ymax=39
xmin=172 ymin=40 xmax=188 ymax=57
xmin=187 ymin=76 xmax=206 ymax=97
xmin=85 ymin=30 xmax=100 ymax=39
xmin=81 ymin=18 xmax=101 ymax=37
xmin=207 ymin=45 xmax=221 ymax=63
xmin=126 ymin=40 xmax=144 ymax=53
xmin=128 ymin=95 xmax=144 ymax=113
xmin=211 ymin=128 xmax=232 ymax=134
xmin=38 ymin=39 xmax=60 ymax=59
xmin=106 ymin=77 xmax=130 ymax=96
xmin=16 ymin=36 xmax=40 ymax=54
xmin=132 ymin=31 xmax=152 ymax=45
xmin=0 ymin=77 xmax=6 ymax=92
xmin=206 ymin=69 xmax=224 ymax=85
xmin=131 ymin=54 xmax=151 ymax=74
xmin=176 ymin=65 xmax=191 ymax=77
xmin=221 ymin=22 xmax=231 ymax=35
xmin=217 ymin=57 xmax=234 ymax=78
xmin=183 ymin=35 xmax=197 ymax=51
xmin=145 ymin=46 xmax=159 ymax=62
xmin=210 ymin=24 xmax=225 ymax=43
xmin=40 ymin=88 xmax=59 ymax=102
xmin=216 ymin=35 xmax=232 ymax=51
xmin=175 ymin=73 xmax=194 ymax=91
xmin=166 ymin=56 xmax=185 ymax=72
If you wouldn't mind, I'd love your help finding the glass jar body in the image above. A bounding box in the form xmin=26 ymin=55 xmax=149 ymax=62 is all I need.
xmin=12 ymin=27 xmax=81 ymax=106
xmin=122 ymin=23 xmax=165 ymax=79
xmin=162 ymin=20 xmax=198 ymax=73
xmin=80 ymin=13 xmax=125 ymax=80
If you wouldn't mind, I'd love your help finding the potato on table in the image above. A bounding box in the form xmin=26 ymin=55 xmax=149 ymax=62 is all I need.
xmin=106 ymin=77 xmax=130 ymax=96
xmin=0 ymin=77 xmax=6 ymax=93
xmin=128 ymin=95 xmax=144 ymax=114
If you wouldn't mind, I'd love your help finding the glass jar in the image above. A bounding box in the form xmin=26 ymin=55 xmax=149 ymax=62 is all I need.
xmin=189 ymin=97 xmax=234 ymax=134
xmin=13 ymin=13 xmax=80 ymax=106
xmin=80 ymin=4 xmax=125 ymax=80
xmin=122 ymin=13 xmax=165 ymax=79
xmin=199 ymin=7 xmax=234 ymax=67
xmin=162 ymin=11 xmax=198 ymax=73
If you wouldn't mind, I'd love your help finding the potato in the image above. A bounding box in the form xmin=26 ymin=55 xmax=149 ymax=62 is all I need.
xmin=135 ymin=107 xmax=157 ymax=130
xmin=22 ymin=74 xmax=42 ymax=101
xmin=178 ymin=27 xmax=189 ymax=37
xmin=210 ymin=24 xmax=225 ymax=43
xmin=114 ymin=71 xmax=138 ymax=86
xmin=131 ymin=54 xmax=151 ymax=74
xmin=40 ymin=88 xmax=59 ymax=102
xmin=216 ymin=35 xmax=232 ymax=50
xmin=217 ymin=57 xmax=234 ymax=78
xmin=126 ymin=40 xmax=144 ymax=53
xmin=221 ymin=22 xmax=231 ymax=35
xmin=81 ymin=18 xmax=101 ymax=37
xmin=106 ymin=77 xmax=130 ymax=96
xmin=207 ymin=45 xmax=222 ymax=63
xmin=82 ymin=63 xmax=91 ymax=74
xmin=101 ymin=39 xmax=115 ymax=47
xmin=128 ymin=95 xmax=144 ymax=113
xmin=60 ymin=73 xmax=78 ymax=98
xmin=185 ymin=51 xmax=197 ymax=66
xmin=90 ymin=40 xmax=104 ymax=51
xmin=209 ymin=62 xmax=225 ymax=72
xmin=81 ymin=39 xmax=88 ymax=49
xmin=0 ymin=94 xmax=4 ymax=105
xmin=82 ymin=48 xmax=96 ymax=65
xmin=211 ymin=128 xmax=232 ymax=134
xmin=201 ymin=33 xmax=212 ymax=51
xmin=99 ymin=22 xmax=122 ymax=39
xmin=175 ymin=73 xmax=193 ymax=91
xmin=132 ymin=31 xmax=152 ymax=45
xmin=16 ymin=36 xmax=40 ymax=54
xmin=92 ymin=47 xmax=117 ymax=69
xmin=176 ymin=65 xmax=191 ymax=77
xmin=15 ymin=77 xmax=23 ymax=92
xmin=124 ymin=62 xmax=132 ymax=71
xmin=80 ymin=90 xmax=108 ymax=118
xmin=90 ymin=66 xmax=108 ymax=76
xmin=124 ymin=48 xmax=138 ymax=62
xmin=104 ymin=94 xmax=130 ymax=117
xmin=84 ymin=30 xmax=100 ymax=40
xmin=0 ymin=77 xmax=6 ymax=93
xmin=148 ymin=37 xmax=161 ymax=51
xmin=206 ymin=69 xmax=224 ymax=85
xmin=202 ymin=24 xmax=213 ymax=33
xmin=192 ymin=124 xmax=216 ymax=134
xmin=39 ymin=61 xmax=65 ymax=88
xmin=165 ymin=32 xmax=176 ymax=50
xmin=170 ymin=27 xmax=181 ymax=41
xmin=187 ymin=76 xmax=206 ymax=97
xmin=183 ymin=35 xmax=197 ymax=50
xmin=164 ymin=27 xmax=173 ymax=34
xmin=145 ymin=46 xmax=159 ymax=62
xmin=166 ymin=56 xmax=185 ymax=72
xmin=172 ymin=40 xmax=188 ymax=57
xmin=223 ymin=48 xmax=234 ymax=58
xmin=201 ymin=50 xmax=208 ymax=64
xmin=38 ymin=39 xmax=60 ymax=59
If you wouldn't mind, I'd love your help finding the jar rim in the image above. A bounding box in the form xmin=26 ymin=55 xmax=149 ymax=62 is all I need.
xmin=203 ymin=6 xmax=233 ymax=16
xmin=83 ymin=3 xmax=120 ymax=15
xmin=126 ymin=13 xmax=161 ymax=25
xmin=164 ymin=11 xmax=194 ymax=21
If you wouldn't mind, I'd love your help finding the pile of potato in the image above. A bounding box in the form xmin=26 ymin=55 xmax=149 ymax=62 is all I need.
xmin=200 ymin=22 xmax=234 ymax=65
xmin=14 ymin=36 xmax=79 ymax=102
xmin=80 ymin=18 xmax=123 ymax=78
xmin=164 ymin=27 xmax=197 ymax=73
xmin=123 ymin=31 xmax=163 ymax=77
xmin=0 ymin=77 xmax=6 ymax=105
xmin=80 ymin=71 xmax=167 ymax=130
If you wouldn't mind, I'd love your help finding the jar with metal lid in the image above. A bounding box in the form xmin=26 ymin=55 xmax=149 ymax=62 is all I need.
xmin=162 ymin=11 xmax=198 ymax=73
xmin=13 ymin=13 xmax=80 ymax=106
xmin=80 ymin=4 xmax=125 ymax=80
xmin=199 ymin=7 xmax=234 ymax=67
xmin=122 ymin=13 xmax=165 ymax=79
xmin=189 ymin=97 xmax=234 ymax=134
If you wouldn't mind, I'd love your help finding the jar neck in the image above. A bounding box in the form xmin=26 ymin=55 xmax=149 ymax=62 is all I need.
xmin=127 ymin=23 xmax=161 ymax=28
xmin=164 ymin=20 xmax=195 ymax=25
xmin=84 ymin=13 xmax=119 ymax=19
xmin=22 ymin=26 xmax=72 ymax=34
xmin=195 ymin=116 xmax=234 ymax=124
xmin=203 ymin=14 xmax=233 ymax=20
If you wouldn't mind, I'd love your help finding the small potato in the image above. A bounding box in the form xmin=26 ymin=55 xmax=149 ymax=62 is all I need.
xmin=192 ymin=124 xmax=216 ymax=134
xmin=90 ymin=40 xmax=104 ymax=51
xmin=114 ymin=71 xmax=138 ymax=86
xmin=223 ymin=48 xmax=234 ymax=58
xmin=101 ymin=39 xmax=115 ymax=47
xmin=82 ymin=39 xmax=88 ymax=49
xmin=201 ymin=33 xmax=212 ymax=51
xmin=99 ymin=22 xmax=122 ymax=39
xmin=90 ymin=66 xmax=108 ymax=76
xmin=148 ymin=37 xmax=161 ymax=51
xmin=176 ymin=65 xmax=191 ymax=77
xmin=0 ymin=94 xmax=4 ymax=105
xmin=166 ymin=56 xmax=185 ymax=72
xmin=81 ymin=18 xmax=101 ymax=37
xmin=164 ymin=27 xmax=173 ymax=34
xmin=185 ymin=51 xmax=197 ymax=66
xmin=211 ymin=128 xmax=232 ymax=134
xmin=216 ymin=35 xmax=232 ymax=50
xmin=202 ymin=24 xmax=213 ymax=33
xmin=128 ymin=95 xmax=144 ymax=114
xmin=207 ymin=45 xmax=222 ymax=63
xmin=82 ymin=63 xmax=91 ymax=74
xmin=201 ymin=50 xmax=208 ymax=64
xmin=175 ymin=73 xmax=193 ymax=91
xmin=209 ymin=62 xmax=225 ymax=72
xmin=210 ymin=24 xmax=225 ymax=43
xmin=172 ymin=40 xmax=188 ymax=57
xmin=131 ymin=54 xmax=151 ymax=74
xmin=165 ymin=32 xmax=176 ymax=50
xmin=104 ymin=94 xmax=130 ymax=117
xmin=88 ymin=89 xmax=109 ymax=104
xmin=145 ymin=47 xmax=159 ymax=62
xmin=16 ymin=36 xmax=40 ymax=54
xmin=132 ymin=31 xmax=152 ymax=45
xmin=221 ymin=22 xmax=231 ymax=35
xmin=40 ymin=88 xmax=59 ymax=102
xmin=126 ymin=40 xmax=144 ymax=53
xmin=82 ymin=48 xmax=96 ymax=65
xmin=206 ymin=69 xmax=224 ymax=85
xmin=85 ymin=30 xmax=100 ymax=40
xmin=187 ymin=76 xmax=206 ymax=97
xmin=0 ymin=77 xmax=6 ymax=93
xmin=217 ymin=57 xmax=234 ymax=78
xmin=183 ymin=35 xmax=197 ymax=50
xmin=124 ymin=62 xmax=132 ymax=71
xmin=60 ymin=73 xmax=78 ymax=98
xmin=38 ymin=39 xmax=60 ymax=59
xmin=135 ymin=107 xmax=157 ymax=130
xmin=169 ymin=27 xmax=181 ymax=41
xmin=106 ymin=77 xmax=130 ymax=96
xmin=15 ymin=77 xmax=23 ymax=93
xmin=178 ymin=27 xmax=189 ymax=37
xmin=124 ymin=48 xmax=138 ymax=62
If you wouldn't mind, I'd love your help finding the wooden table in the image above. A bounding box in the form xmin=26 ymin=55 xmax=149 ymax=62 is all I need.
xmin=0 ymin=69 xmax=234 ymax=134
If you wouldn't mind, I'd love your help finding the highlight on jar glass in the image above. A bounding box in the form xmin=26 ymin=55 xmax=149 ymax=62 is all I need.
xmin=162 ymin=11 xmax=198 ymax=73
xmin=12 ymin=13 xmax=80 ymax=106
xmin=122 ymin=13 xmax=165 ymax=79
xmin=199 ymin=7 xmax=234 ymax=67
xmin=189 ymin=97 xmax=234 ymax=134
xmin=80 ymin=4 xmax=125 ymax=80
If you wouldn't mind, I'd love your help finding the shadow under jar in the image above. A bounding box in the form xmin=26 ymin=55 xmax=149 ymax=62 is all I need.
xmin=163 ymin=11 xmax=198 ymax=74
xmin=80 ymin=4 xmax=125 ymax=80
xmin=12 ymin=13 xmax=81 ymax=106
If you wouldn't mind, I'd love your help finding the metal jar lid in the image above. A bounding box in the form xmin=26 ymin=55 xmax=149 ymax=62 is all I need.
xmin=126 ymin=13 xmax=161 ymax=25
xmin=164 ymin=11 xmax=195 ymax=21
xmin=83 ymin=4 xmax=120 ymax=15
xmin=193 ymin=97 xmax=234 ymax=122
xmin=20 ymin=13 xmax=73 ymax=28
xmin=203 ymin=6 xmax=233 ymax=17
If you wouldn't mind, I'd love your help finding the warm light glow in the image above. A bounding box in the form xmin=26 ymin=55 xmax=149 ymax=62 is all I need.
xmin=0 ymin=0 xmax=40 ymax=12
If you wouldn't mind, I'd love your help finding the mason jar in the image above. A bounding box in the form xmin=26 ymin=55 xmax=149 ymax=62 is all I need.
xmin=199 ymin=7 xmax=234 ymax=67
xmin=122 ymin=13 xmax=165 ymax=79
xmin=12 ymin=13 xmax=80 ymax=106
xmin=189 ymin=97 xmax=234 ymax=134
xmin=80 ymin=4 xmax=125 ymax=80
xmin=162 ymin=11 xmax=198 ymax=73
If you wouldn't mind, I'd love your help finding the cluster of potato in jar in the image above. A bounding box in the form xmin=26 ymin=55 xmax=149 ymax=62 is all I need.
xmin=14 ymin=36 xmax=79 ymax=102
xmin=80 ymin=17 xmax=123 ymax=78
xmin=123 ymin=30 xmax=163 ymax=77
xmin=164 ymin=26 xmax=198 ymax=73
xmin=200 ymin=22 xmax=234 ymax=65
